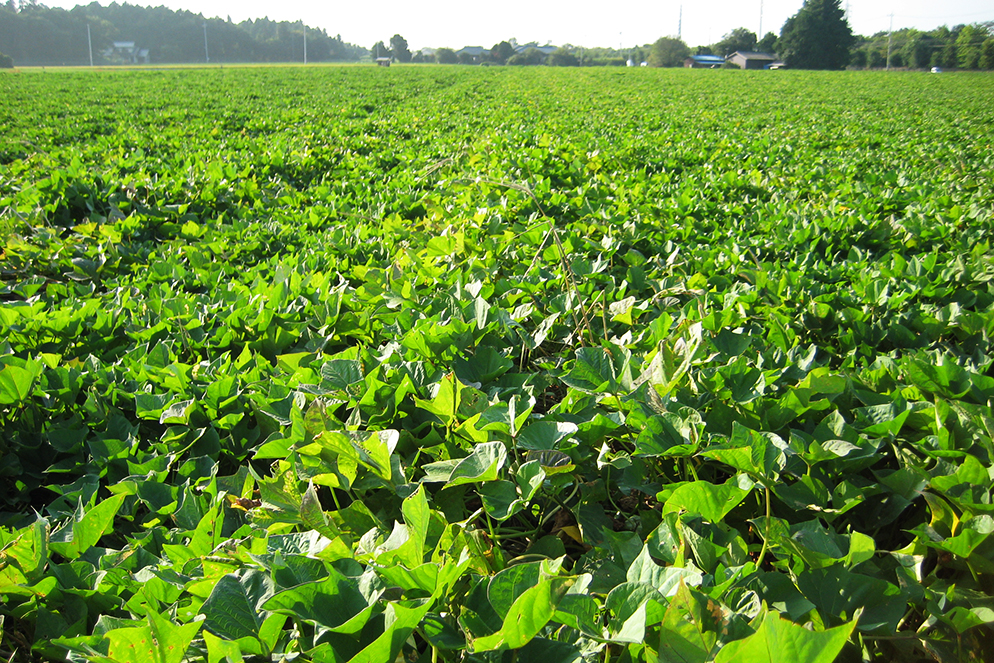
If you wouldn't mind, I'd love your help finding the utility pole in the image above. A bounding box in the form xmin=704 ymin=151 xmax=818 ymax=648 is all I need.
xmin=759 ymin=0 xmax=763 ymax=39
xmin=886 ymin=13 xmax=893 ymax=70
xmin=203 ymin=22 xmax=209 ymax=63
xmin=678 ymin=5 xmax=682 ymax=40
xmin=302 ymin=21 xmax=307 ymax=64
xmin=87 ymin=23 xmax=93 ymax=67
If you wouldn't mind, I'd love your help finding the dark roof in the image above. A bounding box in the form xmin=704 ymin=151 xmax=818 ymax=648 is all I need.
xmin=457 ymin=46 xmax=488 ymax=55
xmin=730 ymin=51 xmax=777 ymax=60
xmin=514 ymin=43 xmax=557 ymax=54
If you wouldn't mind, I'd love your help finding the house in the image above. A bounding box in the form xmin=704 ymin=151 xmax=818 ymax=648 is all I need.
xmin=514 ymin=42 xmax=557 ymax=56
xmin=727 ymin=51 xmax=777 ymax=70
xmin=456 ymin=46 xmax=489 ymax=63
xmin=375 ymin=57 xmax=392 ymax=67
xmin=103 ymin=41 xmax=150 ymax=64
xmin=684 ymin=54 xmax=725 ymax=68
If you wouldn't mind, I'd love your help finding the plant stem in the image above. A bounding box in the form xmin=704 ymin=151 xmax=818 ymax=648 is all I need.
xmin=756 ymin=484 xmax=771 ymax=567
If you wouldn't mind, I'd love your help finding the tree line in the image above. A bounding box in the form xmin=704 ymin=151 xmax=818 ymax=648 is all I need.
xmin=373 ymin=0 xmax=991 ymax=71
xmin=666 ymin=0 xmax=991 ymax=70
xmin=0 ymin=1 xmax=365 ymax=66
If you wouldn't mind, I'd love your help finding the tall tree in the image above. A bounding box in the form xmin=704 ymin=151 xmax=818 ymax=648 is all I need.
xmin=757 ymin=31 xmax=778 ymax=53
xmin=902 ymin=30 xmax=933 ymax=69
xmin=713 ymin=28 xmax=757 ymax=56
xmin=491 ymin=40 xmax=514 ymax=65
xmin=435 ymin=47 xmax=457 ymax=64
xmin=371 ymin=40 xmax=386 ymax=61
xmin=956 ymin=24 xmax=984 ymax=69
xmin=548 ymin=48 xmax=578 ymax=66
xmin=647 ymin=36 xmax=689 ymax=67
xmin=390 ymin=33 xmax=411 ymax=63
xmin=778 ymin=0 xmax=854 ymax=69
xmin=981 ymin=38 xmax=994 ymax=70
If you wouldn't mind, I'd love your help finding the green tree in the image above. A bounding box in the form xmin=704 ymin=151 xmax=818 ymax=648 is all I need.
xmin=435 ymin=47 xmax=457 ymax=64
xmin=390 ymin=33 xmax=411 ymax=62
xmin=902 ymin=30 xmax=934 ymax=69
xmin=506 ymin=47 xmax=545 ymax=65
xmin=956 ymin=24 xmax=984 ymax=69
xmin=371 ymin=40 xmax=387 ymax=61
xmin=713 ymin=27 xmax=757 ymax=56
xmin=938 ymin=26 xmax=959 ymax=68
xmin=491 ymin=40 xmax=514 ymax=65
xmin=0 ymin=50 xmax=12 ymax=67
xmin=548 ymin=47 xmax=578 ymax=66
xmin=757 ymin=31 xmax=778 ymax=53
xmin=647 ymin=36 xmax=689 ymax=67
xmin=980 ymin=38 xmax=994 ymax=70
xmin=778 ymin=0 xmax=854 ymax=69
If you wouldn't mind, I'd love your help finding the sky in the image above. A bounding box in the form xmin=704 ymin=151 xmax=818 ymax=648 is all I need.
xmin=42 ymin=1 xmax=994 ymax=51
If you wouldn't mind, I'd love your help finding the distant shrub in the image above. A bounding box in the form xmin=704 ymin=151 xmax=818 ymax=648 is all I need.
xmin=0 ymin=51 xmax=13 ymax=69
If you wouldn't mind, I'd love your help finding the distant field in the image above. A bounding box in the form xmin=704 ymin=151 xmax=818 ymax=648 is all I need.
xmin=2 ymin=66 xmax=994 ymax=662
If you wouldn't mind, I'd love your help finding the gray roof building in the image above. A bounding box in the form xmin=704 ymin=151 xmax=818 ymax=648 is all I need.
xmin=727 ymin=51 xmax=778 ymax=70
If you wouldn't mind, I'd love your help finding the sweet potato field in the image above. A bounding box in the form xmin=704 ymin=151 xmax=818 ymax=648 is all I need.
xmin=1 ymin=65 xmax=994 ymax=662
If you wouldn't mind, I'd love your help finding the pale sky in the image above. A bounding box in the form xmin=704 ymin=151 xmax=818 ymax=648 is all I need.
xmin=42 ymin=1 xmax=993 ymax=50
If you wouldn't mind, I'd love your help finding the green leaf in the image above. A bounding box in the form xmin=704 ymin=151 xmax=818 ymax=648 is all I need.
xmin=49 ymin=493 xmax=127 ymax=560
xmin=300 ymin=481 xmax=338 ymax=540
xmin=446 ymin=441 xmax=507 ymax=486
xmin=626 ymin=546 xmax=703 ymax=596
xmin=517 ymin=421 xmax=578 ymax=451
xmin=526 ymin=449 xmax=575 ymax=475
xmin=661 ymin=479 xmax=750 ymax=523
xmin=262 ymin=566 xmax=371 ymax=631
xmin=314 ymin=430 xmax=398 ymax=483
xmin=0 ymin=364 xmax=35 ymax=405
xmin=701 ymin=423 xmax=786 ymax=483
xmin=488 ymin=563 xmax=542 ymax=616
xmin=635 ymin=413 xmax=698 ymax=457
xmin=656 ymin=582 xmax=720 ymax=663
xmin=402 ymin=483 xmax=431 ymax=559
xmin=795 ymin=566 xmax=906 ymax=632
xmin=200 ymin=570 xmax=276 ymax=646
xmin=349 ymin=601 xmax=432 ymax=663
xmin=480 ymin=480 xmax=521 ymax=520
xmin=159 ymin=398 xmax=196 ymax=425
xmin=414 ymin=372 xmax=485 ymax=426
xmin=514 ymin=460 xmax=546 ymax=502
xmin=320 ymin=359 xmax=364 ymax=391
xmin=714 ymin=612 xmax=856 ymax=663
xmin=561 ymin=346 xmax=622 ymax=394
xmin=204 ymin=631 xmax=245 ymax=663
xmin=454 ymin=346 xmax=513 ymax=384
xmin=606 ymin=582 xmax=667 ymax=643
xmin=473 ymin=580 xmax=558 ymax=652
xmin=147 ymin=610 xmax=202 ymax=663
xmin=944 ymin=606 xmax=994 ymax=634
xmin=419 ymin=613 xmax=466 ymax=650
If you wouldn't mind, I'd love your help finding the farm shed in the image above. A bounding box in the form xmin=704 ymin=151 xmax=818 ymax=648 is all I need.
xmin=684 ymin=54 xmax=726 ymax=68
xmin=727 ymin=51 xmax=778 ymax=70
